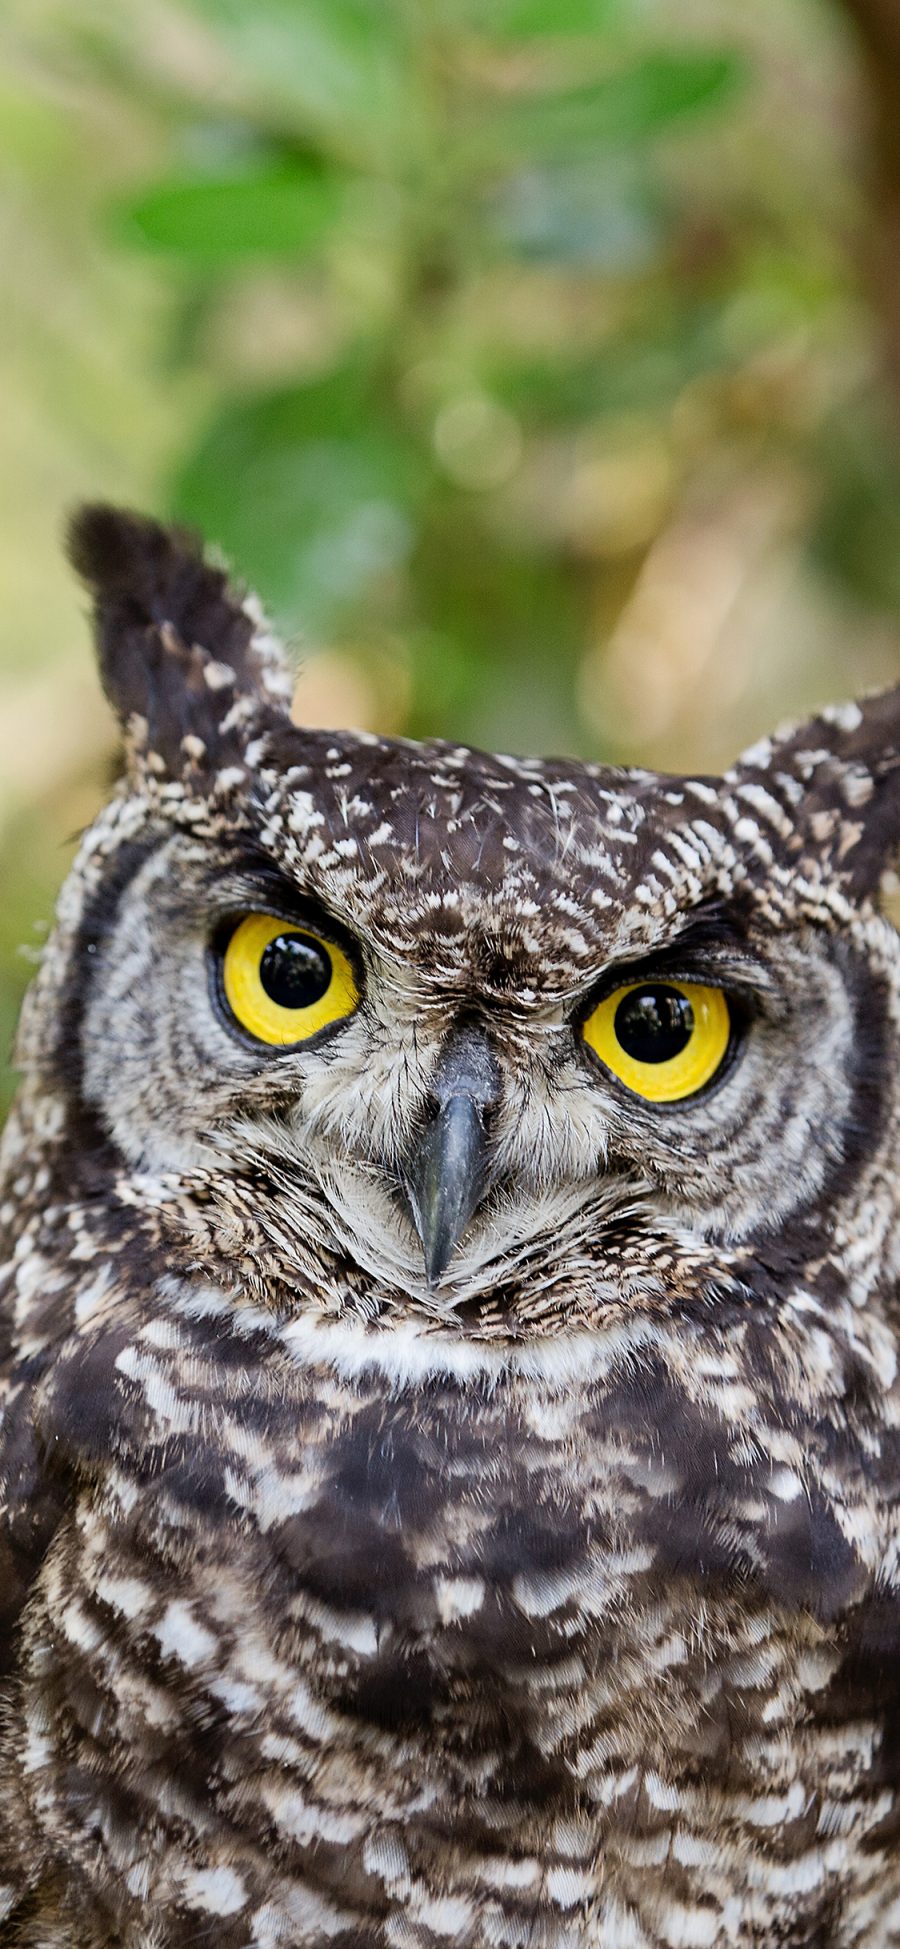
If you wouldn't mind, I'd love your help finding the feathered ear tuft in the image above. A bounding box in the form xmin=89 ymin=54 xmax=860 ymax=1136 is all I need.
xmin=67 ymin=504 xmax=293 ymax=778
xmin=732 ymin=689 xmax=900 ymax=903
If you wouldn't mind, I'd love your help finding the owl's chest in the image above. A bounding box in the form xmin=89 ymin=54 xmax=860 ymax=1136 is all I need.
xmin=53 ymin=1311 xmax=619 ymax=1673
xmin=38 ymin=1296 xmax=697 ymax=1772
xmin=39 ymin=1289 xmax=857 ymax=1723
xmin=19 ymin=1294 xmax=893 ymax=1946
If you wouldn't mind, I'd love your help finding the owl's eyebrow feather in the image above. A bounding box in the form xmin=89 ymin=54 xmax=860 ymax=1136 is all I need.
xmin=586 ymin=901 xmax=774 ymax=1008
xmin=662 ymin=896 xmax=751 ymax=960
xmin=188 ymin=844 xmax=345 ymax=931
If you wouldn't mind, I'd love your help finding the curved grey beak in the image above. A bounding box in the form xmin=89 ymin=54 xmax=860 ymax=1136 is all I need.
xmin=403 ymin=1023 xmax=500 ymax=1285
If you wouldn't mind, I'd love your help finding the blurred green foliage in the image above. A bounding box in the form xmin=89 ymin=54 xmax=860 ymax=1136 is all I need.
xmin=3 ymin=0 xmax=900 ymax=1112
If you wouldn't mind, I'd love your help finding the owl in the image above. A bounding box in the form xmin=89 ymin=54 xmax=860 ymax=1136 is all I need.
xmin=0 ymin=504 xmax=898 ymax=1949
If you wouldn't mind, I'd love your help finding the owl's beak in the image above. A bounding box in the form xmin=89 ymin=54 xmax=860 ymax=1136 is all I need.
xmin=403 ymin=1023 xmax=500 ymax=1285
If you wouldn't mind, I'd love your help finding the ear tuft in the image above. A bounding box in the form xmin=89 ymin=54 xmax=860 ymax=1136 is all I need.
xmin=67 ymin=504 xmax=292 ymax=775
xmin=733 ymin=688 xmax=900 ymax=903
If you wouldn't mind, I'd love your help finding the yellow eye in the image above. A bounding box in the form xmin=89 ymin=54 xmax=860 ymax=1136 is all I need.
xmin=221 ymin=913 xmax=358 ymax=1047
xmin=581 ymin=979 xmax=731 ymax=1103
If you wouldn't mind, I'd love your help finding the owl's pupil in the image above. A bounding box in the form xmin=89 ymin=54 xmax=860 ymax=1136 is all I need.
xmin=259 ymin=933 xmax=332 ymax=1010
xmin=614 ymin=984 xmax=693 ymax=1064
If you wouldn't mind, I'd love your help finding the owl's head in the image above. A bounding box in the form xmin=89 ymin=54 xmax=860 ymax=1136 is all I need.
xmin=18 ymin=506 xmax=900 ymax=1328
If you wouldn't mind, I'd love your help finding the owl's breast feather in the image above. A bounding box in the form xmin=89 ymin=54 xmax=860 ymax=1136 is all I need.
xmin=11 ymin=1266 xmax=896 ymax=1945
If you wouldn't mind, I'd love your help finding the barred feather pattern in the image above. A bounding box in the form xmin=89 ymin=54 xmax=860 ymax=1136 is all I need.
xmin=0 ymin=511 xmax=898 ymax=1948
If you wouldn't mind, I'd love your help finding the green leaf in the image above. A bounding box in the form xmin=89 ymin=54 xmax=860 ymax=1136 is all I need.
xmin=489 ymin=301 xmax=729 ymax=423
xmin=181 ymin=0 xmax=417 ymax=163
xmin=115 ymin=159 xmax=344 ymax=262
xmin=485 ymin=50 xmax=745 ymax=157
xmin=171 ymin=368 xmax=425 ymax=632
xmin=473 ymin=0 xmax=622 ymax=37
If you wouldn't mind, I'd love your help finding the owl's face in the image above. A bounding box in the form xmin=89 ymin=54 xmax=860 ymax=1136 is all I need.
xmin=27 ymin=508 xmax=900 ymax=1325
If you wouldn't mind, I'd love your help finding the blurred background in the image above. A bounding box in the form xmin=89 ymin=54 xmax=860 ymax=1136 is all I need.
xmin=3 ymin=0 xmax=900 ymax=1110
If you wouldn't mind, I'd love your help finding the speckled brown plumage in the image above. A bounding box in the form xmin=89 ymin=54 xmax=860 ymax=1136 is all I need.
xmin=0 ymin=507 xmax=898 ymax=1948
